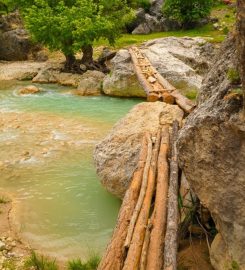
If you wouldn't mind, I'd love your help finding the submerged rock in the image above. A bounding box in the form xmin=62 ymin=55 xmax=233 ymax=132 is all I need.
xmin=18 ymin=85 xmax=41 ymax=95
xmin=177 ymin=38 xmax=245 ymax=270
xmin=94 ymin=102 xmax=184 ymax=198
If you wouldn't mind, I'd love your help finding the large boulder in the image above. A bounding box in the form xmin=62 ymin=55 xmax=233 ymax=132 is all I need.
xmin=132 ymin=14 xmax=165 ymax=34
xmin=142 ymin=37 xmax=216 ymax=90
xmin=75 ymin=70 xmax=105 ymax=96
xmin=32 ymin=67 xmax=82 ymax=87
xmin=177 ymin=37 xmax=245 ymax=270
xmin=0 ymin=61 xmax=47 ymax=81
xmin=149 ymin=0 xmax=164 ymax=16
xmin=129 ymin=0 xmax=183 ymax=34
xmin=94 ymin=102 xmax=184 ymax=198
xmin=0 ymin=29 xmax=32 ymax=61
xmin=0 ymin=12 xmax=45 ymax=61
xmin=103 ymin=49 xmax=146 ymax=97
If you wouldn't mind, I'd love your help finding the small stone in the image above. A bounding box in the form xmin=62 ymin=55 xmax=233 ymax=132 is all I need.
xmin=213 ymin=23 xmax=219 ymax=30
xmin=79 ymin=64 xmax=87 ymax=72
xmin=147 ymin=76 xmax=157 ymax=83
xmin=18 ymin=85 xmax=41 ymax=95
xmin=0 ymin=241 xmax=5 ymax=251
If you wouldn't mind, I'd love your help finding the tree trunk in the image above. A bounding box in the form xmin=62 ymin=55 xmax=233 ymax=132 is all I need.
xmin=164 ymin=120 xmax=180 ymax=270
xmin=236 ymin=0 xmax=245 ymax=115
xmin=98 ymin=135 xmax=149 ymax=270
xmin=81 ymin=44 xmax=93 ymax=64
xmin=64 ymin=54 xmax=76 ymax=70
xmin=146 ymin=126 xmax=170 ymax=270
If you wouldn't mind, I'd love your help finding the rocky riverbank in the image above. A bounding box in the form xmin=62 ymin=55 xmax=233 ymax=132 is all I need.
xmin=0 ymin=193 xmax=30 ymax=270
xmin=0 ymin=37 xmax=217 ymax=98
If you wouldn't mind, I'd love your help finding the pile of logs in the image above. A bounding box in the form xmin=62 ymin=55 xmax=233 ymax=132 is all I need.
xmin=129 ymin=46 xmax=195 ymax=114
xmin=98 ymin=120 xmax=180 ymax=270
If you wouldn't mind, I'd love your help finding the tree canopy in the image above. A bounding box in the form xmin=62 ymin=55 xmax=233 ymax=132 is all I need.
xmin=14 ymin=0 xmax=134 ymax=70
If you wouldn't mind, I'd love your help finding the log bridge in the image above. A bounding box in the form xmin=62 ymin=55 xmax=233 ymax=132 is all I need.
xmin=129 ymin=46 xmax=195 ymax=114
xmin=98 ymin=46 xmax=196 ymax=270
xmin=98 ymin=122 xmax=181 ymax=270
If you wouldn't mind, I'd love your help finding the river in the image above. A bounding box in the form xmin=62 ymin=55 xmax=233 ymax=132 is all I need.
xmin=0 ymin=80 xmax=141 ymax=261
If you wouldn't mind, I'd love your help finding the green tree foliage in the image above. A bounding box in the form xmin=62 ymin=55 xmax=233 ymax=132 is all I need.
xmin=128 ymin=0 xmax=151 ymax=11
xmin=162 ymin=0 xmax=213 ymax=28
xmin=14 ymin=0 xmax=133 ymax=70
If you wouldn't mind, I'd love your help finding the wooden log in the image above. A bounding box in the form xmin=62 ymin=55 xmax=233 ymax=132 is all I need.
xmin=162 ymin=92 xmax=175 ymax=105
xmin=171 ymin=90 xmax=195 ymax=114
xmin=147 ymin=93 xmax=160 ymax=102
xmin=139 ymin=218 xmax=152 ymax=270
xmin=146 ymin=126 xmax=170 ymax=270
xmin=98 ymin=134 xmax=149 ymax=270
xmin=124 ymin=134 xmax=153 ymax=250
xmin=164 ymin=120 xmax=180 ymax=270
xmin=145 ymin=59 xmax=195 ymax=113
xmin=129 ymin=48 xmax=154 ymax=96
xmin=122 ymin=130 xmax=161 ymax=270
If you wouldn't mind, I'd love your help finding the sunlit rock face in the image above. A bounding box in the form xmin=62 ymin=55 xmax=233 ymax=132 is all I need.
xmin=178 ymin=38 xmax=245 ymax=270
xmin=94 ymin=102 xmax=184 ymax=199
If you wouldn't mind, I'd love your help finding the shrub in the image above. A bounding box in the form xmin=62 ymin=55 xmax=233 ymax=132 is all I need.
xmin=162 ymin=0 xmax=213 ymax=28
xmin=137 ymin=0 xmax=151 ymax=12
xmin=68 ymin=254 xmax=100 ymax=270
xmin=128 ymin=0 xmax=151 ymax=11
xmin=24 ymin=251 xmax=58 ymax=270
xmin=227 ymin=68 xmax=241 ymax=85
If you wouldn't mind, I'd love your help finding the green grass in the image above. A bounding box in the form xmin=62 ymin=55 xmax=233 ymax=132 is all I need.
xmin=94 ymin=24 xmax=226 ymax=50
xmin=67 ymin=254 xmax=100 ymax=270
xmin=212 ymin=2 xmax=236 ymax=29
xmin=24 ymin=251 xmax=58 ymax=270
xmin=93 ymin=2 xmax=236 ymax=50
xmin=24 ymin=251 xmax=100 ymax=270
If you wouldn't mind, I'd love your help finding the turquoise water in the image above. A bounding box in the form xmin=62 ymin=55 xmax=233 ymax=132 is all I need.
xmin=0 ymin=81 xmax=141 ymax=261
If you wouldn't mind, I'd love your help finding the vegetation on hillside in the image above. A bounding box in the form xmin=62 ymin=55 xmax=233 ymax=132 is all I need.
xmin=163 ymin=0 xmax=213 ymax=28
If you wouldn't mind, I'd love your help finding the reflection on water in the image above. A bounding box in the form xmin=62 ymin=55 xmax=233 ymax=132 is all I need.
xmin=0 ymin=81 xmax=141 ymax=261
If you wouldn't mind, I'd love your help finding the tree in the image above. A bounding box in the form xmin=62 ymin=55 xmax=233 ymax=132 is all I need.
xmin=162 ymin=0 xmax=213 ymax=28
xmin=15 ymin=0 xmax=134 ymax=72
